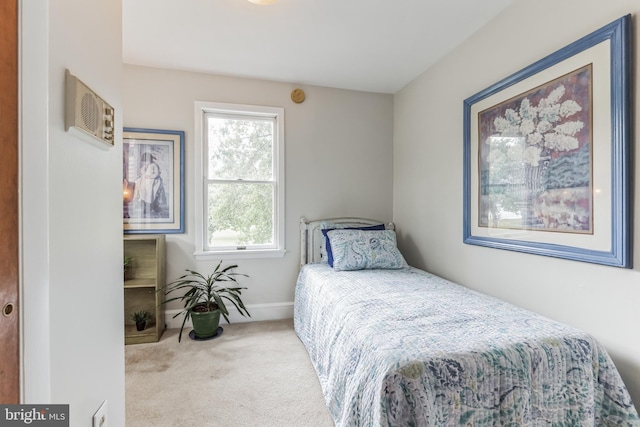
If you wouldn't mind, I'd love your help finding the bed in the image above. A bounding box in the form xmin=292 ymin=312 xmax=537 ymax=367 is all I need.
xmin=294 ymin=217 xmax=639 ymax=427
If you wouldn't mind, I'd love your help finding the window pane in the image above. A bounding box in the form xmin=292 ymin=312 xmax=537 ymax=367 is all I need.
xmin=207 ymin=182 xmax=274 ymax=247
xmin=207 ymin=115 xmax=274 ymax=181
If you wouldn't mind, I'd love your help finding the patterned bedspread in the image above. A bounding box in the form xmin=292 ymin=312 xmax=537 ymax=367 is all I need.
xmin=293 ymin=264 xmax=639 ymax=427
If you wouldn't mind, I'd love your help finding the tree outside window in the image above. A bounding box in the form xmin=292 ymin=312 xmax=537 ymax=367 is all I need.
xmin=206 ymin=115 xmax=275 ymax=247
xmin=194 ymin=102 xmax=285 ymax=258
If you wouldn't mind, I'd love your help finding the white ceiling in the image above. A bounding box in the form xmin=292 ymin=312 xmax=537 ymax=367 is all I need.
xmin=123 ymin=0 xmax=514 ymax=94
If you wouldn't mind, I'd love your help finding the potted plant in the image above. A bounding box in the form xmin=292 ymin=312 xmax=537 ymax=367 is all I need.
xmin=163 ymin=261 xmax=250 ymax=342
xmin=131 ymin=310 xmax=151 ymax=331
xmin=123 ymin=256 xmax=133 ymax=280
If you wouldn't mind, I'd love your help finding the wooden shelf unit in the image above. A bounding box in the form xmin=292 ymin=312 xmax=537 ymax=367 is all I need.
xmin=124 ymin=234 xmax=166 ymax=345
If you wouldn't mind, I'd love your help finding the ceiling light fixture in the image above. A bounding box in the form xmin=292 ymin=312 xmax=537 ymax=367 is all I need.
xmin=248 ymin=0 xmax=279 ymax=5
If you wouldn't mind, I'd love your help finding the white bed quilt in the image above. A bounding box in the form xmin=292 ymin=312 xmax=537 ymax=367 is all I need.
xmin=294 ymin=263 xmax=640 ymax=427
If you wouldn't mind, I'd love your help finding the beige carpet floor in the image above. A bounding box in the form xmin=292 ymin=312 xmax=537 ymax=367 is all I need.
xmin=125 ymin=319 xmax=335 ymax=427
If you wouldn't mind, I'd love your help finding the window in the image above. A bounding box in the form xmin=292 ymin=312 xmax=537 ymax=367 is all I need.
xmin=194 ymin=102 xmax=285 ymax=259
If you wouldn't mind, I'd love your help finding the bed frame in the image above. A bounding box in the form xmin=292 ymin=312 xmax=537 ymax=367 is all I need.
xmin=299 ymin=217 xmax=394 ymax=266
xmin=295 ymin=217 xmax=640 ymax=426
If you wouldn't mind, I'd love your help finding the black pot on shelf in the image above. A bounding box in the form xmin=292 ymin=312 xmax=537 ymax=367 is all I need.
xmin=135 ymin=320 xmax=146 ymax=331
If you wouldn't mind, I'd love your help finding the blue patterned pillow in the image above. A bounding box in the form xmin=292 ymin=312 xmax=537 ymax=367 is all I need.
xmin=327 ymin=229 xmax=408 ymax=271
xmin=321 ymin=224 xmax=385 ymax=266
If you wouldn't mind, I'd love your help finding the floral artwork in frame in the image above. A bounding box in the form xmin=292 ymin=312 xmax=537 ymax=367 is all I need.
xmin=463 ymin=15 xmax=631 ymax=268
xmin=478 ymin=65 xmax=593 ymax=234
xmin=123 ymin=128 xmax=185 ymax=234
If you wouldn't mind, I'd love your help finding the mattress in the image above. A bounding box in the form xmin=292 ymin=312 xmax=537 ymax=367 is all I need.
xmin=294 ymin=263 xmax=639 ymax=426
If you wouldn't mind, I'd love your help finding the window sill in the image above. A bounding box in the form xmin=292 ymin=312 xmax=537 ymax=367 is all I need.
xmin=194 ymin=249 xmax=286 ymax=261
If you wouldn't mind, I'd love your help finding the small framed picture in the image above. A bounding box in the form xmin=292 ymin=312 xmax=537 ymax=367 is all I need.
xmin=123 ymin=128 xmax=185 ymax=234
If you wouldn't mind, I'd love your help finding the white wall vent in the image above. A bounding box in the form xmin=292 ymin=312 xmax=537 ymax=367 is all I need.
xmin=65 ymin=69 xmax=115 ymax=149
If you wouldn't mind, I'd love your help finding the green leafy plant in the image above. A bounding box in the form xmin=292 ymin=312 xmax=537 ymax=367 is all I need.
xmin=131 ymin=310 xmax=151 ymax=323
xmin=163 ymin=261 xmax=250 ymax=342
xmin=124 ymin=256 xmax=133 ymax=279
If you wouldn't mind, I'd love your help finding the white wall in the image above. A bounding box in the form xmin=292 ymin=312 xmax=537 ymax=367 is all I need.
xmin=394 ymin=0 xmax=640 ymax=406
xmin=22 ymin=0 xmax=125 ymax=425
xmin=21 ymin=0 xmax=51 ymax=405
xmin=123 ymin=65 xmax=394 ymax=320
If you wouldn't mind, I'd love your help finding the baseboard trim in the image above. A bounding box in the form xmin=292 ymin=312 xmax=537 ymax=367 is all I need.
xmin=164 ymin=302 xmax=294 ymax=329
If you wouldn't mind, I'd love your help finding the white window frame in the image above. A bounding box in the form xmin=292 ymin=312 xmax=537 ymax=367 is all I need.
xmin=194 ymin=101 xmax=285 ymax=260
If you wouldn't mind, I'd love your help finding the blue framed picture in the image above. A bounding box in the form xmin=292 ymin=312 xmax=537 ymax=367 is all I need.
xmin=123 ymin=128 xmax=185 ymax=234
xmin=463 ymin=15 xmax=631 ymax=268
